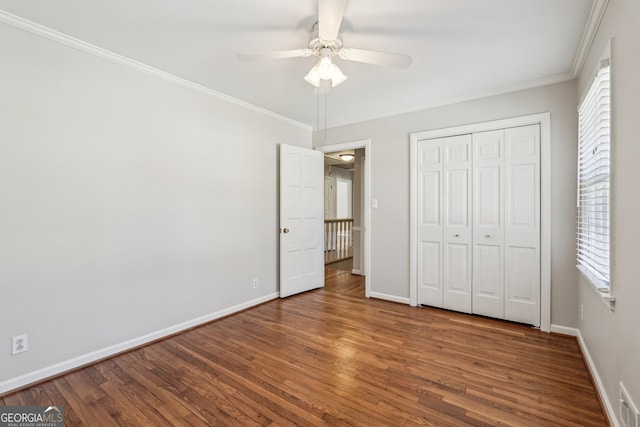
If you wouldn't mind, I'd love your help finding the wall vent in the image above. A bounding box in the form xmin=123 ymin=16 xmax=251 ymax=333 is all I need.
xmin=620 ymin=382 xmax=639 ymax=427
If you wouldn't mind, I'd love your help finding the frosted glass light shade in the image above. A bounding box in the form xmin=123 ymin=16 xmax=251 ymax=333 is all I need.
xmin=330 ymin=66 xmax=347 ymax=87
xmin=304 ymin=64 xmax=321 ymax=87
xmin=304 ymin=51 xmax=347 ymax=90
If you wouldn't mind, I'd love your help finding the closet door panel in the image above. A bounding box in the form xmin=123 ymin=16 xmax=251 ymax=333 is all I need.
xmin=472 ymin=130 xmax=504 ymax=318
xmin=443 ymin=136 xmax=472 ymax=313
xmin=506 ymin=246 xmax=538 ymax=301
xmin=504 ymin=125 xmax=540 ymax=326
xmin=417 ymin=140 xmax=444 ymax=306
xmin=419 ymin=241 xmax=442 ymax=305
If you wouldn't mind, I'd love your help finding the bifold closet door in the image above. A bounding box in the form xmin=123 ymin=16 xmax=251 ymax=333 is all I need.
xmin=417 ymin=125 xmax=540 ymax=326
xmin=417 ymin=138 xmax=443 ymax=307
xmin=504 ymin=125 xmax=540 ymax=326
xmin=417 ymin=134 xmax=472 ymax=313
xmin=443 ymin=136 xmax=472 ymax=313
xmin=471 ymin=125 xmax=540 ymax=325
xmin=472 ymin=130 xmax=505 ymax=319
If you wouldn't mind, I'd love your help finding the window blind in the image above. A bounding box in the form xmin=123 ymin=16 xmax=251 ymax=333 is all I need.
xmin=577 ymin=64 xmax=610 ymax=289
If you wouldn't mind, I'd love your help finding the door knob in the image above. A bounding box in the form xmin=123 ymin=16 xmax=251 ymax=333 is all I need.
xmin=454 ymin=234 xmax=460 ymax=238
xmin=485 ymin=234 xmax=491 ymax=238
xmin=282 ymin=228 xmax=290 ymax=234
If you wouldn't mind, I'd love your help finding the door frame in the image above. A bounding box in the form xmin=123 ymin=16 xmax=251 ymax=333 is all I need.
xmin=315 ymin=139 xmax=371 ymax=298
xmin=409 ymin=113 xmax=551 ymax=332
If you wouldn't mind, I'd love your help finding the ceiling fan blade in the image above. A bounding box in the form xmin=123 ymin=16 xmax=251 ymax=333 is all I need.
xmin=237 ymin=49 xmax=313 ymax=61
xmin=319 ymin=0 xmax=347 ymax=41
xmin=338 ymin=48 xmax=412 ymax=68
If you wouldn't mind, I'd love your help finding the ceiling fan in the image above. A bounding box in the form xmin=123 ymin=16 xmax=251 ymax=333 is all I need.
xmin=237 ymin=0 xmax=412 ymax=93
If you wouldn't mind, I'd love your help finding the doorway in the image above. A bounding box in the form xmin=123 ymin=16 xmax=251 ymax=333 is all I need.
xmin=323 ymin=151 xmax=356 ymax=272
xmin=316 ymin=140 xmax=371 ymax=298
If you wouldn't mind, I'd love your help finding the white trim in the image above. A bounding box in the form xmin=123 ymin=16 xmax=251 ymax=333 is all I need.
xmin=540 ymin=114 xmax=552 ymax=333
xmin=577 ymin=40 xmax=615 ymax=313
xmin=550 ymin=324 xmax=578 ymax=336
xmin=0 ymin=10 xmax=310 ymax=131
xmin=0 ymin=292 xmax=278 ymax=395
xmin=329 ymin=75 xmax=573 ymax=129
xmin=570 ymin=0 xmax=610 ymax=77
xmin=325 ymin=0 xmax=608 ymax=129
xmin=368 ymin=292 xmax=411 ymax=305
xmin=608 ymin=38 xmax=617 ymax=302
xmin=409 ymin=113 xmax=552 ymax=332
xmin=409 ymin=139 xmax=419 ymax=307
xmin=0 ymin=0 xmax=608 ymax=133
xmin=351 ymin=269 xmax=362 ymax=275
xmin=315 ymin=140 xmax=371 ymax=297
xmin=580 ymin=267 xmax=616 ymax=310
xmin=577 ymin=330 xmax=620 ymax=427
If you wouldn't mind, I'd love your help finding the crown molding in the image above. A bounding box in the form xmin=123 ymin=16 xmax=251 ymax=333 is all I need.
xmin=570 ymin=0 xmax=609 ymax=77
xmin=0 ymin=10 xmax=311 ymax=131
xmin=325 ymin=72 xmax=575 ymax=129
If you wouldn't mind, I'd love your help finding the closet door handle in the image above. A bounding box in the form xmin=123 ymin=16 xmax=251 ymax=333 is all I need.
xmin=454 ymin=234 xmax=460 ymax=238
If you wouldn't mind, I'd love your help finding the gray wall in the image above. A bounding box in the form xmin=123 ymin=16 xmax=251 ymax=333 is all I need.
xmin=577 ymin=0 xmax=640 ymax=421
xmin=313 ymin=80 xmax=579 ymax=327
xmin=0 ymin=21 xmax=310 ymax=390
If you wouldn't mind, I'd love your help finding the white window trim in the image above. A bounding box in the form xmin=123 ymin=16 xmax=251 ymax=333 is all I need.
xmin=577 ymin=39 xmax=615 ymax=309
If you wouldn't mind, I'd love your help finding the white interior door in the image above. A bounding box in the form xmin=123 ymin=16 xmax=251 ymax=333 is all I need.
xmin=443 ymin=136 xmax=472 ymax=313
xmin=417 ymin=134 xmax=472 ymax=311
xmin=504 ymin=125 xmax=540 ymax=326
xmin=417 ymin=138 xmax=444 ymax=307
xmin=336 ymin=178 xmax=353 ymax=218
xmin=280 ymin=144 xmax=324 ymax=298
xmin=472 ymin=130 xmax=505 ymax=318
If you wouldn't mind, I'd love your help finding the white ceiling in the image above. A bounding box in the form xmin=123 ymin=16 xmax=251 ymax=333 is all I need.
xmin=0 ymin=0 xmax=594 ymax=128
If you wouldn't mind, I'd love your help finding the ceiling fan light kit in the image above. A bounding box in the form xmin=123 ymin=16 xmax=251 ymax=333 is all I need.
xmin=237 ymin=0 xmax=411 ymax=94
xmin=304 ymin=48 xmax=347 ymax=89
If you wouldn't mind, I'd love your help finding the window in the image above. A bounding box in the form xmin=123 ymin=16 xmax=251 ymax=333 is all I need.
xmin=577 ymin=61 xmax=610 ymax=291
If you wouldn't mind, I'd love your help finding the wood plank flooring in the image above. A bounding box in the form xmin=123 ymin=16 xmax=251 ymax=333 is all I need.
xmin=324 ymin=247 xmax=353 ymax=265
xmin=1 ymin=268 xmax=607 ymax=426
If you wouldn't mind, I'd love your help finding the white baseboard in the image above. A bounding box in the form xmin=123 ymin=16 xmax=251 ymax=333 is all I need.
xmin=351 ymin=269 xmax=362 ymax=275
xmin=369 ymin=292 xmax=411 ymax=305
xmin=0 ymin=292 xmax=278 ymax=395
xmin=550 ymin=324 xmax=578 ymax=336
xmin=577 ymin=329 xmax=620 ymax=427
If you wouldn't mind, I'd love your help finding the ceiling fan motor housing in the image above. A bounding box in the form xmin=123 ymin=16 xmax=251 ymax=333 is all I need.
xmin=309 ymin=21 xmax=343 ymax=55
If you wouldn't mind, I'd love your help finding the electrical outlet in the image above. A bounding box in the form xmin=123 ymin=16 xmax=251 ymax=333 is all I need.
xmin=252 ymin=278 xmax=259 ymax=289
xmin=12 ymin=334 xmax=28 ymax=355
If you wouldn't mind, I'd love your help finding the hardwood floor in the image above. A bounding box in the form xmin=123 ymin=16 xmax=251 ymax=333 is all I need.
xmin=1 ymin=268 xmax=607 ymax=426
xmin=324 ymin=247 xmax=353 ymax=265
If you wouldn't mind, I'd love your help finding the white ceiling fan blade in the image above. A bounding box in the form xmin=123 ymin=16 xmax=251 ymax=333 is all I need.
xmin=237 ymin=49 xmax=312 ymax=61
xmin=319 ymin=0 xmax=347 ymax=41
xmin=339 ymin=48 xmax=412 ymax=68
